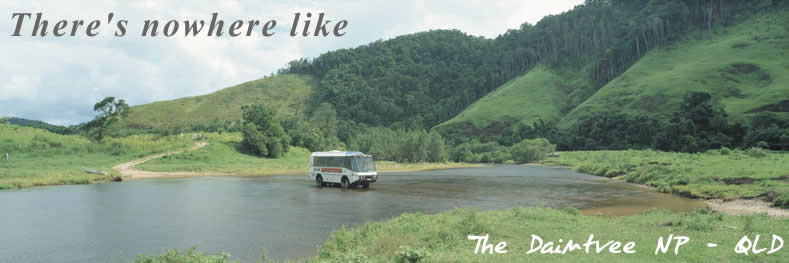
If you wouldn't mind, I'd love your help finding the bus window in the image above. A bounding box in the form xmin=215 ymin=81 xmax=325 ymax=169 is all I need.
xmin=352 ymin=157 xmax=376 ymax=172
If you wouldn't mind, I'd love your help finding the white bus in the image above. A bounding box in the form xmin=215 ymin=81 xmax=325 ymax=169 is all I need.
xmin=309 ymin=151 xmax=377 ymax=189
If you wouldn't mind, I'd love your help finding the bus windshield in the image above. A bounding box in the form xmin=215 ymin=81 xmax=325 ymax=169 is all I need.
xmin=352 ymin=157 xmax=376 ymax=172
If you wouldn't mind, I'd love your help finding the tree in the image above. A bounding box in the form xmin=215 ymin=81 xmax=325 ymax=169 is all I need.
xmin=87 ymin=97 xmax=129 ymax=141
xmin=654 ymin=92 xmax=744 ymax=152
xmin=310 ymin=103 xmax=338 ymax=138
xmin=240 ymin=104 xmax=290 ymax=158
xmin=510 ymin=138 xmax=555 ymax=164
xmin=427 ymin=131 xmax=448 ymax=162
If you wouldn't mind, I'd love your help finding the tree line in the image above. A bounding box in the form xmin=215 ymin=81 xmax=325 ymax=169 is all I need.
xmin=237 ymin=101 xmax=557 ymax=164
xmin=498 ymin=92 xmax=788 ymax=152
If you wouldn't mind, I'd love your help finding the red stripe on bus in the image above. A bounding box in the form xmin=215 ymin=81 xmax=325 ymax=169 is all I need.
xmin=321 ymin=168 xmax=342 ymax=173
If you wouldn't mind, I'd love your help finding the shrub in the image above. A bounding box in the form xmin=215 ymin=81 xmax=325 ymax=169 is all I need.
xmin=756 ymin=141 xmax=769 ymax=149
xmin=395 ymin=246 xmax=431 ymax=263
xmin=510 ymin=138 xmax=555 ymax=164
xmin=719 ymin=147 xmax=731 ymax=155
xmin=774 ymin=193 xmax=789 ymax=207
xmin=562 ymin=207 xmax=581 ymax=216
xmin=745 ymin=147 xmax=767 ymax=158
xmin=108 ymin=141 xmax=128 ymax=156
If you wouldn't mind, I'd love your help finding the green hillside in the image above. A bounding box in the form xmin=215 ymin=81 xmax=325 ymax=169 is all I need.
xmin=436 ymin=67 xmax=568 ymax=133
xmin=561 ymin=10 xmax=789 ymax=128
xmin=437 ymin=9 xmax=789 ymax=135
xmin=118 ymin=74 xmax=314 ymax=130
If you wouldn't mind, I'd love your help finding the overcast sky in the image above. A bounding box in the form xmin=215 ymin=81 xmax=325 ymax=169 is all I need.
xmin=0 ymin=0 xmax=583 ymax=125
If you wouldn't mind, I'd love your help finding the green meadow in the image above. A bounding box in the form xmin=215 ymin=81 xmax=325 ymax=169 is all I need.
xmin=137 ymin=133 xmax=312 ymax=175
xmin=134 ymin=207 xmax=789 ymax=263
xmin=0 ymin=123 xmax=193 ymax=189
xmin=543 ymin=149 xmax=789 ymax=207
xmin=311 ymin=207 xmax=789 ymax=263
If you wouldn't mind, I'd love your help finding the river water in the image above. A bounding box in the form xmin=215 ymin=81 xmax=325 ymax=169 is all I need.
xmin=0 ymin=165 xmax=705 ymax=262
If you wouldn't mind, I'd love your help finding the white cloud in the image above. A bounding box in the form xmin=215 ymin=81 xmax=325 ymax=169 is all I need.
xmin=0 ymin=0 xmax=582 ymax=125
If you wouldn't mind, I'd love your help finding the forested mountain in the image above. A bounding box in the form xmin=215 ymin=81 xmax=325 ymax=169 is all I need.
xmin=117 ymin=0 xmax=788 ymax=151
xmin=441 ymin=4 xmax=789 ymax=133
xmin=282 ymin=0 xmax=785 ymax=130
xmin=560 ymin=10 xmax=789 ymax=128
xmin=283 ymin=30 xmax=505 ymax=128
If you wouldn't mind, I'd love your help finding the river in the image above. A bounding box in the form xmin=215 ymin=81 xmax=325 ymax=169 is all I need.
xmin=0 ymin=165 xmax=705 ymax=262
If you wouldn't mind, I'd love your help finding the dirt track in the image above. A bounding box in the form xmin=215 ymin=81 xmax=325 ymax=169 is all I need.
xmin=112 ymin=142 xmax=229 ymax=179
xmin=706 ymin=199 xmax=789 ymax=218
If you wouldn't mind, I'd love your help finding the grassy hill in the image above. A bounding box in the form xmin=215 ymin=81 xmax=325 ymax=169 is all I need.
xmin=118 ymin=74 xmax=314 ymax=131
xmin=561 ymin=10 xmax=789 ymax=128
xmin=435 ymin=67 xmax=568 ymax=134
xmin=436 ymin=10 xmax=789 ymax=134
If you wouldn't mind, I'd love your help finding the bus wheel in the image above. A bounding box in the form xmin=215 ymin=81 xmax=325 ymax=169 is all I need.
xmin=362 ymin=183 xmax=370 ymax=189
xmin=341 ymin=177 xmax=350 ymax=189
xmin=316 ymin=175 xmax=324 ymax=187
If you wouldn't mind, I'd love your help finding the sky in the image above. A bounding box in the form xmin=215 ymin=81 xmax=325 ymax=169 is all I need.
xmin=0 ymin=0 xmax=583 ymax=126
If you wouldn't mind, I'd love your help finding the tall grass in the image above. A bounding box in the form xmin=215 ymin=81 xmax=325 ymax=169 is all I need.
xmin=0 ymin=123 xmax=194 ymax=189
xmin=307 ymin=207 xmax=789 ymax=262
xmin=544 ymin=149 xmax=789 ymax=206
xmin=118 ymin=74 xmax=314 ymax=131
xmin=132 ymin=248 xmax=238 ymax=263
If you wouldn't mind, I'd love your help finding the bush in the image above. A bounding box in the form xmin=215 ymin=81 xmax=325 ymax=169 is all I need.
xmin=510 ymin=138 xmax=555 ymax=164
xmin=108 ymin=141 xmax=128 ymax=156
xmin=395 ymin=246 xmax=431 ymax=263
xmin=719 ymin=147 xmax=731 ymax=155
xmin=756 ymin=141 xmax=769 ymax=149
xmin=774 ymin=193 xmax=789 ymax=207
xmin=745 ymin=147 xmax=767 ymax=158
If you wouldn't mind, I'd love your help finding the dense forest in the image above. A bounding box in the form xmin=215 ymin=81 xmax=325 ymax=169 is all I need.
xmin=284 ymin=0 xmax=784 ymax=128
xmin=271 ymin=0 xmax=788 ymax=159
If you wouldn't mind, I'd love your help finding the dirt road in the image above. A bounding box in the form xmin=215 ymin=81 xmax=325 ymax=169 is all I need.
xmin=113 ymin=142 xmax=229 ymax=179
xmin=706 ymin=199 xmax=789 ymax=218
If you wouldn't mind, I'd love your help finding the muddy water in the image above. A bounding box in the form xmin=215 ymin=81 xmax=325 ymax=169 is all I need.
xmin=0 ymin=165 xmax=704 ymax=262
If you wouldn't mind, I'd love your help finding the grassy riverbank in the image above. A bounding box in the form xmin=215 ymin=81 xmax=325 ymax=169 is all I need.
xmin=0 ymin=124 xmax=476 ymax=190
xmin=542 ymin=150 xmax=789 ymax=207
xmin=135 ymin=207 xmax=789 ymax=263
xmin=0 ymin=124 xmax=193 ymax=190
xmin=312 ymin=207 xmax=789 ymax=262
xmin=137 ymin=133 xmax=481 ymax=175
